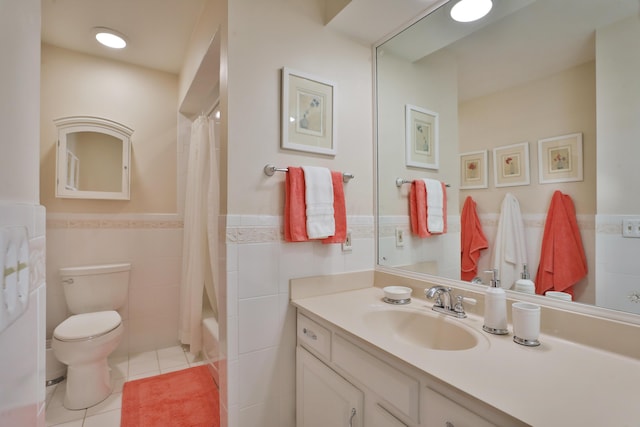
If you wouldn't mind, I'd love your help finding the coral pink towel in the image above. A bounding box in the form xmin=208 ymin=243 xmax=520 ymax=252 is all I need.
xmin=535 ymin=191 xmax=588 ymax=296
xmin=284 ymin=167 xmax=308 ymax=242
xmin=410 ymin=180 xmax=429 ymax=237
xmin=284 ymin=167 xmax=346 ymax=244
xmin=460 ymin=196 xmax=488 ymax=281
xmin=409 ymin=180 xmax=447 ymax=237
xmin=322 ymin=171 xmax=347 ymax=244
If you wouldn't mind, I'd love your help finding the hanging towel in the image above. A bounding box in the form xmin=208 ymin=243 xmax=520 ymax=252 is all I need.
xmin=284 ymin=166 xmax=308 ymax=242
xmin=461 ymin=196 xmax=488 ymax=281
xmin=424 ymin=179 xmax=448 ymax=234
xmin=322 ymin=171 xmax=347 ymax=244
xmin=535 ymin=191 xmax=587 ymax=296
xmin=491 ymin=193 xmax=528 ymax=289
xmin=302 ymin=166 xmax=335 ymax=239
xmin=409 ymin=180 xmax=430 ymax=237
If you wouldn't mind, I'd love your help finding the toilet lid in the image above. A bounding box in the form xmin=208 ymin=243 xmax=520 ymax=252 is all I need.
xmin=54 ymin=310 xmax=121 ymax=341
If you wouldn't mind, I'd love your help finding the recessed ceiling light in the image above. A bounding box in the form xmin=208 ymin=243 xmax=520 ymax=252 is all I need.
xmin=450 ymin=0 xmax=493 ymax=23
xmin=93 ymin=27 xmax=127 ymax=49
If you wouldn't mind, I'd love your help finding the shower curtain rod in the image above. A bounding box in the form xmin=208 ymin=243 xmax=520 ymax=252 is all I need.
xmin=263 ymin=164 xmax=354 ymax=183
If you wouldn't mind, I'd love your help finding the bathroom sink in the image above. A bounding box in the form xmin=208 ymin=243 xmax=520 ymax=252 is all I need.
xmin=363 ymin=309 xmax=479 ymax=351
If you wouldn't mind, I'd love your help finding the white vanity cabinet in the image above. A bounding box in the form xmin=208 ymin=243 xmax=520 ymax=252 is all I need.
xmin=296 ymin=310 xmax=520 ymax=427
xmin=297 ymin=347 xmax=363 ymax=427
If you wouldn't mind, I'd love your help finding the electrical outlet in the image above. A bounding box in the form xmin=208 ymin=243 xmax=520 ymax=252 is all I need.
xmin=342 ymin=231 xmax=353 ymax=252
xmin=395 ymin=228 xmax=405 ymax=247
xmin=622 ymin=218 xmax=640 ymax=238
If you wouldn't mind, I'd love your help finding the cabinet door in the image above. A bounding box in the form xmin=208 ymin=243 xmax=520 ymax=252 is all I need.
xmin=371 ymin=404 xmax=408 ymax=427
xmin=423 ymin=388 xmax=497 ymax=427
xmin=297 ymin=347 xmax=364 ymax=427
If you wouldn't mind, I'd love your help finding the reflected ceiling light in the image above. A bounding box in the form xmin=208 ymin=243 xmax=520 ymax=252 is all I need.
xmin=450 ymin=0 xmax=493 ymax=23
xmin=93 ymin=27 xmax=127 ymax=49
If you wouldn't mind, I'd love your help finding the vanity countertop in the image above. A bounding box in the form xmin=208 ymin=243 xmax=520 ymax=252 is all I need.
xmin=292 ymin=285 xmax=640 ymax=426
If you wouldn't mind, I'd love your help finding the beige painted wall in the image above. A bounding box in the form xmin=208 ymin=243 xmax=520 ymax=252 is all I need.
xmin=377 ymin=48 xmax=460 ymax=216
xmin=459 ymin=61 xmax=597 ymax=215
xmin=40 ymin=44 xmax=179 ymax=213
xmin=596 ymin=16 xmax=640 ymax=214
xmin=1 ymin=0 xmax=40 ymax=204
xmin=226 ymin=0 xmax=373 ymax=216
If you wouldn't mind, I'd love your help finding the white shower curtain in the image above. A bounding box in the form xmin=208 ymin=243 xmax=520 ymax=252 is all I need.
xmin=179 ymin=114 xmax=219 ymax=355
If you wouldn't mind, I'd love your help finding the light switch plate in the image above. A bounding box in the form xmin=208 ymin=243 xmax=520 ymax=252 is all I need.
xmin=342 ymin=231 xmax=353 ymax=252
xmin=622 ymin=218 xmax=640 ymax=238
xmin=395 ymin=228 xmax=405 ymax=247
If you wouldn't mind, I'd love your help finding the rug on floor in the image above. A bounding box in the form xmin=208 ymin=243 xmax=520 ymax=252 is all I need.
xmin=121 ymin=365 xmax=219 ymax=427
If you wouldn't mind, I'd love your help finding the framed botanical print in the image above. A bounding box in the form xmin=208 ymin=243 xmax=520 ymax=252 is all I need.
xmin=405 ymin=104 xmax=439 ymax=170
xmin=538 ymin=133 xmax=583 ymax=184
xmin=493 ymin=142 xmax=530 ymax=187
xmin=460 ymin=150 xmax=488 ymax=189
xmin=281 ymin=67 xmax=336 ymax=156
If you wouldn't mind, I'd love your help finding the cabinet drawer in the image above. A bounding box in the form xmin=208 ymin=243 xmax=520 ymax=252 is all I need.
xmin=333 ymin=334 xmax=420 ymax=422
xmin=297 ymin=313 xmax=331 ymax=360
xmin=423 ymin=387 xmax=497 ymax=427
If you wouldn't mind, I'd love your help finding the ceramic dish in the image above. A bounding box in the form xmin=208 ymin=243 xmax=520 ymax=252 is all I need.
xmin=382 ymin=286 xmax=412 ymax=303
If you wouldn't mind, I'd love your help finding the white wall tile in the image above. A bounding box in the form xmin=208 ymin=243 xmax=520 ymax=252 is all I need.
xmin=238 ymin=295 xmax=280 ymax=354
xmin=238 ymin=347 xmax=279 ymax=408
xmin=237 ymin=243 xmax=279 ymax=299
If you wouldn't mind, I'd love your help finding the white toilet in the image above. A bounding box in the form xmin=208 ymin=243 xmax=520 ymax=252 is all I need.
xmin=52 ymin=263 xmax=131 ymax=410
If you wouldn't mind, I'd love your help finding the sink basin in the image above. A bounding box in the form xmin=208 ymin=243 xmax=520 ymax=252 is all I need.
xmin=363 ymin=309 xmax=479 ymax=351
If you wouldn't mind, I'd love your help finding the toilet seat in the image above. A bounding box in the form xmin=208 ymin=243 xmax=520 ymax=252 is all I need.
xmin=54 ymin=310 xmax=121 ymax=342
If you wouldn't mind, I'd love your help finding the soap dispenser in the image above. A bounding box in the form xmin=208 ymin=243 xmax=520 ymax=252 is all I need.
xmin=514 ymin=264 xmax=535 ymax=294
xmin=483 ymin=269 xmax=508 ymax=335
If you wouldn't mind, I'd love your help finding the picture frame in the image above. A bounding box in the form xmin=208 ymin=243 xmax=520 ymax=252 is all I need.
xmin=493 ymin=142 xmax=530 ymax=187
xmin=281 ymin=67 xmax=336 ymax=156
xmin=460 ymin=150 xmax=488 ymax=189
xmin=537 ymin=132 xmax=583 ymax=184
xmin=405 ymin=104 xmax=439 ymax=170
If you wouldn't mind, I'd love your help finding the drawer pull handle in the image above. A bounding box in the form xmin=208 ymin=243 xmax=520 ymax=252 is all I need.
xmin=348 ymin=408 xmax=356 ymax=427
xmin=303 ymin=327 xmax=317 ymax=340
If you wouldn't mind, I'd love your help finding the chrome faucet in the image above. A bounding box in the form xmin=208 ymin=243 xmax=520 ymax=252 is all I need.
xmin=425 ymin=286 xmax=474 ymax=318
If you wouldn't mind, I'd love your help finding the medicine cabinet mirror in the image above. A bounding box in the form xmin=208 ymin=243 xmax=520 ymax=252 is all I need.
xmin=54 ymin=116 xmax=133 ymax=200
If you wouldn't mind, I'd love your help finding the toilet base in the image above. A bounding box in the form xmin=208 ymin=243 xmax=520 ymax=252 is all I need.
xmin=64 ymin=359 xmax=112 ymax=410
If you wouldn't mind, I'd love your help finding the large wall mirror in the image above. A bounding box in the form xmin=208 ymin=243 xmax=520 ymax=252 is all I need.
xmin=375 ymin=0 xmax=640 ymax=318
xmin=55 ymin=116 xmax=133 ymax=200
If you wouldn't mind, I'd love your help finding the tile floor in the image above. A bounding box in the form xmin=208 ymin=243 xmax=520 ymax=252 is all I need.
xmin=45 ymin=345 xmax=206 ymax=427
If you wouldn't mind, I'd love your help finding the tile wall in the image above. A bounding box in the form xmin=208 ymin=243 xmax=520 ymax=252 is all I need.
xmin=45 ymin=213 xmax=183 ymax=356
xmin=225 ymin=214 xmax=374 ymax=427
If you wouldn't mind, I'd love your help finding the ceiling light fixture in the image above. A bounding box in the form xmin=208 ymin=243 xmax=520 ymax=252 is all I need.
xmin=450 ymin=0 xmax=493 ymax=23
xmin=93 ymin=27 xmax=127 ymax=49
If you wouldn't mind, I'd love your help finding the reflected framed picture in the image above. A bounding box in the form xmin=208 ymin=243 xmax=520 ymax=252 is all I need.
xmin=460 ymin=150 xmax=488 ymax=189
xmin=493 ymin=142 xmax=530 ymax=187
xmin=281 ymin=67 xmax=336 ymax=156
xmin=405 ymin=104 xmax=439 ymax=170
xmin=538 ymin=132 xmax=583 ymax=184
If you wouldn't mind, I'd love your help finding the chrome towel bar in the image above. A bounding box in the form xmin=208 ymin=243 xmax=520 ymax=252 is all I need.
xmin=264 ymin=164 xmax=354 ymax=183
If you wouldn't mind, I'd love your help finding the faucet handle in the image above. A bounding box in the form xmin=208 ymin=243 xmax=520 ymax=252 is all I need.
xmin=453 ymin=295 xmax=477 ymax=316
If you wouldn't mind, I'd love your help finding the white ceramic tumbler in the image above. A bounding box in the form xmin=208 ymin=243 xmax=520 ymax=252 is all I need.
xmin=512 ymin=302 xmax=540 ymax=347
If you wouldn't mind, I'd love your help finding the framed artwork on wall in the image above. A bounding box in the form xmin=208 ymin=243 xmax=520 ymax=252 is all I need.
xmin=460 ymin=150 xmax=488 ymax=189
xmin=493 ymin=142 xmax=530 ymax=187
xmin=281 ymin=67 xmax=336 ymax=156
xmin=537 ymin=132 xmax=583 ymax=184
xmin=405 ymin=104 xmax=439 ymax=170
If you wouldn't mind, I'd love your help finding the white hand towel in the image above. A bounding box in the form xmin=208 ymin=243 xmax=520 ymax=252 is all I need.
xmin=422 ymin=178 xmax=444 ymax=233
xmin=491 ymin=193 xmax=528 ymax=289
xmin=302 ymin=166 xmax=335 ymax=239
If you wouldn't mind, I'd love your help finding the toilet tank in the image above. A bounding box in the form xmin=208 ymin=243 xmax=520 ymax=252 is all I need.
xmin=60 ymin=263 xmax=131 ymax=314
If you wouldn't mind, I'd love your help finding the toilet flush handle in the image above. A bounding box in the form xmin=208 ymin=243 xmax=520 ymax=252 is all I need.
xmin=62 ymin=278 xmax=74 ymax=285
